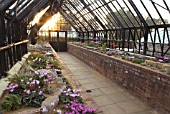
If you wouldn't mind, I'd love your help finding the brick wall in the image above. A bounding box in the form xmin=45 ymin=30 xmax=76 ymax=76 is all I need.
xmin=68 ymin=44 xmax=170 ymax=114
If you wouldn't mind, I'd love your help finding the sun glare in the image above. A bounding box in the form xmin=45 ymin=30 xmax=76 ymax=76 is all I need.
xmin=30 ymin=6 xmax=50 ymax=26
xmin=30 ymin=6 xmax=61 ymax=31
xmin=40 ymin=13 xmax=61 ymax=31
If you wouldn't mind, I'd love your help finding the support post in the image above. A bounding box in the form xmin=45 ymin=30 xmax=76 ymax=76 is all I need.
xmin=121 ymin=29 xmax=125 ymax=51
xmin=0 ymin=12 xmax=7 ymax=76
xmin=143 ymin=28 xmax=148 ymax=55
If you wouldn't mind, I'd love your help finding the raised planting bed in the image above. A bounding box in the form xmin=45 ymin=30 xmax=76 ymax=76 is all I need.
xmin=0 ymin=42 xmax=95 ymax=114
xmin=68 ymin=43 xmax=170 ymax=114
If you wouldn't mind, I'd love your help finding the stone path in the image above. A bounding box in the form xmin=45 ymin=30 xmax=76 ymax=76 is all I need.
xmin=57 ymin=52 xmax=160 ymax=114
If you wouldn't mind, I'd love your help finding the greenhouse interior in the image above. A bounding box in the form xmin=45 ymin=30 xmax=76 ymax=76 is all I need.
xmin=0 ymin=0 xmax=170 ymax=114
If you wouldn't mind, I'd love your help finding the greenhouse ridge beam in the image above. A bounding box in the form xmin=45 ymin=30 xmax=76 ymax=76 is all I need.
xmin=17 ymin=0 xmax=45 ymax=21
xmin=26 ymin=0 xmax=49 ymax=23
xmin=0 ymin=0 xmax=16 ymax=12
xmin=16 ymin=0 xmax=32 ymax=15
xmin=17 ymin=0 xmax=49 ymax=22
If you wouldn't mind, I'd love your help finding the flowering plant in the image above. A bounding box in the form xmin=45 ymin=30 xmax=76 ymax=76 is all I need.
xmin=65 ymin=100 xmax=95 ymax=114
xmin=155 ymin=56 xmax=170 ymax=63
xmin=22 ymin=91 xmax=46 ymax=107
xmin=6 ymin=69 xmax=55 ymax=96
xmin=59 ymin=88 xmax=95 ymax=114
xmin=106 ymin=50 xmax=114 ymax=56
xmin=28 ymin=52 xmax=47 ymax=69
xmin=59 ymin=88 xmax=83 ymax=106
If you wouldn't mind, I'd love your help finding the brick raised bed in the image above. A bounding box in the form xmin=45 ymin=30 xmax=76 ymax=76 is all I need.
xmin=68 ymin=43 xmax=170 ymax=114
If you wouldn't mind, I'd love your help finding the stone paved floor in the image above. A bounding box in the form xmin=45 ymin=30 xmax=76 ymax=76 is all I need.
xmin=58 ymin=52 xmax=160 ymax=114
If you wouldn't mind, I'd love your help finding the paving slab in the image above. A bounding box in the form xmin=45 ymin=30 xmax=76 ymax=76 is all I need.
xmin=108 ymin=92 xmax=132 ymax=103
xmin=93 ymin=95 xmax=114 ymax=106
xmin=100 ymin=104 xmax=126 ymax=114
xmin=100 ymin=86 xmax=120 ymax=95
xmin=57 ymin=52 xmax=160 ymax=114
xmin=86 ymin=89 xmax=104 ymax=97
xmin=117 ymin=101 xmax=147 ymax=114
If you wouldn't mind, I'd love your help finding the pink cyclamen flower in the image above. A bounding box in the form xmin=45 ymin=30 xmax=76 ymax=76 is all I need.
xmin=10 ymin=89 xmax=14 ymax=92
xmin=20 ymin=79 xmax=24 ymax=82
xmin=35 ymin=71 xmax=39 ymax=75
xmin=26 ymin=90 xmax=30 ymax=94
xmin=43 ymin=79 xmax=48 ymax=82
xmin=50 ymin=81 xmax=54 ymax=84
xmin=41 ymin=107 xmax=48 ymax=112
xmin=35 ymin=80 xmax=40 ymax=85
xmin=67 ymin=88 xmax=71 ymax=92
xmin=15 ymin=84 xmax=18 ymax=88
xmin=11 ymin=86 xmax=16 ymax=89
xmin=62 ymin=91 xmax=66 ymax=93
xmin=88 ymin=107 xmax=94 ymax=113
xmin=65 ymin=106 xmax=68 ymax=109
xmin=29 ymin=78 xmax=33 ymax=81
xmin=39 ymin=91 xmax=43 ymax=95
xmin=56 ymin=109 xmax=62 ymax=114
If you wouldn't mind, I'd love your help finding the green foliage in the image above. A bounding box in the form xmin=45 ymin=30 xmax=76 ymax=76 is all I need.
xmin=7 ymin=73 xmax=34 ymax=85
xmin=42 ymin=87 xmax=53 ymax=94
xmin=0 ymin=94 xmax=21 ymax=112
xmin=132 ymin=58 xmax=144 ymax=64
xmin=22 ymin=92 xmax=46 ymax=108
xmin=59 ymin=89 xmax=84 ymax=108
xmin=85 ymin=41 xmax=99 ymax=48
xmin=28 ymin=53 xmax=47 ymax=69
xmin=134 ymin=54 xmax=138 ymax=58
xmin=49 ymin=59 xmax=60 ymax=68
xmin=6 ymin=73 xmax=45 ymax=95
xmin=101 ymin=43 xmax=107 ymax=51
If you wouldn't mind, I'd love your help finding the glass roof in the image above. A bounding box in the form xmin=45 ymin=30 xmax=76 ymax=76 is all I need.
xmin=60 ymin=0 xmax=170 ymax=31
xmin=1 ymin=0 xmax=170 ymax=32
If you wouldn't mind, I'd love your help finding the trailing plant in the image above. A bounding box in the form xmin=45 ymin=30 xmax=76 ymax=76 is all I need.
xmin=22 ymin=91 xmax=46 ymax=108
xmin=0 ymin=94 xmax=22 ymax=112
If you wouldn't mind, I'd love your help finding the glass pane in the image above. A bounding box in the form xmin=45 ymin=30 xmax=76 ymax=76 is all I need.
xmin=123 ymin=0 xmax=142 ymax=27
